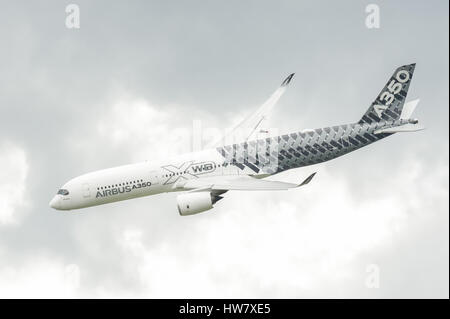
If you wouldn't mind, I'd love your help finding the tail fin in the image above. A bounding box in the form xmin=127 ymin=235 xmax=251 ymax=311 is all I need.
xmin=359 ymin=64 xmax=416 ymax=124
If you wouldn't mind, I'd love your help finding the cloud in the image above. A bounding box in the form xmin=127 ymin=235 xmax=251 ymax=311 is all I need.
xmin=96 ymin=98 xmax=193 ymax=163
xmin=94 ymin=154 xmax=448 ymax=298
xmin=0 ymin=0 xmax=447 ymax=299
xmin=0 ymin=142 xmax=28 ymax=225
xmin=0 ymin=258 xmax=80 ymax=298
xmin=92 ymin=95 xmax=272 ymax=162
xmin=55 ymin=92 xmax=448 ymax=298
xmin=0 ymin=125 xmax=446 ymax=298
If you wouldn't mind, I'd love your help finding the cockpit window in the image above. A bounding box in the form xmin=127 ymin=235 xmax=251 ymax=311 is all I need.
xmin=57 ymin=189 xmax=69 ymax=196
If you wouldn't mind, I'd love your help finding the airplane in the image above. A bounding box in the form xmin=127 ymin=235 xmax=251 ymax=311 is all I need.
xmin=50 ymin=64 xmax=423 ymax=215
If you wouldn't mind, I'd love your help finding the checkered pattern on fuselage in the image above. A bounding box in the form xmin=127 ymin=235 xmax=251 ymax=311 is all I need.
xmin=216 ymin=119 xmax=409 ymax=174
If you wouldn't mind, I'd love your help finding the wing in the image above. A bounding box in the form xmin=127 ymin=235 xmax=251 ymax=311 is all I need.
xmin=177 ymin=172 xmax=316 ymax=191
xmin=213 ymin=73 xmax=295 ymax=146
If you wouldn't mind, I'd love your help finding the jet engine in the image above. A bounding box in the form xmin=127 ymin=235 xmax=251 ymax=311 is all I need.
xmin=176 ymin=192 xmax=223 ymax=216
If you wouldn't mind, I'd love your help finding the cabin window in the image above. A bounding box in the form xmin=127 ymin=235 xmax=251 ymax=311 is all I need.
xmin=57 ymin=189 xmax=69 ymax=196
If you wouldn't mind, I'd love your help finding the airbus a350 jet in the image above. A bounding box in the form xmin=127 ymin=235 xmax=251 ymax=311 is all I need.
xmin=50 ymin=64 xmax=423 ymax=215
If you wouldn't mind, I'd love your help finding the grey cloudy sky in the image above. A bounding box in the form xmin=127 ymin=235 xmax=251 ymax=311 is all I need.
xmin=0 ymin=0 xmax=448 ymax=298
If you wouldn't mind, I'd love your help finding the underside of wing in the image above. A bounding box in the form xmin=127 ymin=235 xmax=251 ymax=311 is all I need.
xmin=179 ymin=172 xmax=316 ymax=191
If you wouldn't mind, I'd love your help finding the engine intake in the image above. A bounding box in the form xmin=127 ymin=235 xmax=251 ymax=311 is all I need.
xmin=177 ymin=192 xmax=223 ymax=216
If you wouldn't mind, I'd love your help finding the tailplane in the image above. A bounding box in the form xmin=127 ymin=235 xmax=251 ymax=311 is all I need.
xmin=373 ymin=98 xmax=425 ymax=134
xmin=359 ymin=64 xmax=416 ymax=124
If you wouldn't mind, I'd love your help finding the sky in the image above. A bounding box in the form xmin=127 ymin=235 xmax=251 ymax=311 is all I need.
xmin=0 ymin=0 xmax=448 ymax=298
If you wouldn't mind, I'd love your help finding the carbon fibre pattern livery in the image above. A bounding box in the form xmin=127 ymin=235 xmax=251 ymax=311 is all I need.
xmin=360 ymin=64 xmax=415 ymax=124
xmin=49 ymin=63 xmax=422 ymax=212
xmin=216 ymin=64 xmax=417 ymax=175
xmin=217 ymin=120 xmax=410 ymax=174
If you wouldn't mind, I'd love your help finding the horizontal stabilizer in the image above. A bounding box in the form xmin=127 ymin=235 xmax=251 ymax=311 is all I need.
xmin=401 ymin=99 xmax=420 ymax=119
xmin=374 ymin=123 xmax=425 ymax=134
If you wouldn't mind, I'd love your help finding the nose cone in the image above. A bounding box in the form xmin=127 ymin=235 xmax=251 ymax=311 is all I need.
xmin=49 ymin=196 xmax=61 ymax=210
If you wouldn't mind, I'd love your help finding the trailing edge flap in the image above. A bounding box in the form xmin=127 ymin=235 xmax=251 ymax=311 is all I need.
xmin=212 ymin=73 xmax=295 ymax=147
xmin=180 ymin=172 xmax=316 ymax=191
xmin=374 ymin=123 xmax=425 ymax=134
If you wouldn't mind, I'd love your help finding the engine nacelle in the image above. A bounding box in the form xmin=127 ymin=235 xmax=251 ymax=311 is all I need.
xmin=176 ymin=192 xmax=222 ymax=216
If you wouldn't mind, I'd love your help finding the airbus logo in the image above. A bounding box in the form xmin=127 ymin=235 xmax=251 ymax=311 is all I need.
xmin=96 ymin=181 xmax=152 ymax=198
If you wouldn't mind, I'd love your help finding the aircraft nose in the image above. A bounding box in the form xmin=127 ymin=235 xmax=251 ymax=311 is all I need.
xmin=49 ymin=196 xmax=61 ymax=210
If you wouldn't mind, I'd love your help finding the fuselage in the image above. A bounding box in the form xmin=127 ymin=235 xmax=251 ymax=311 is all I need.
xmin=50 ymin=118 xmax=409 ymax=210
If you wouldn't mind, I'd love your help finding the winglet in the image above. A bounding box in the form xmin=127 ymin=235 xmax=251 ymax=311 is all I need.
xmin=281 ymin=73 xmax=295 ymax=87
xmin=297 ymin=172 xmax=316 ymax=187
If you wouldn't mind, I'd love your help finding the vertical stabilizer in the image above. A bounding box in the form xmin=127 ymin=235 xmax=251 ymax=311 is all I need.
xmin=359 ymin=64 xmax=416 ymax=124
